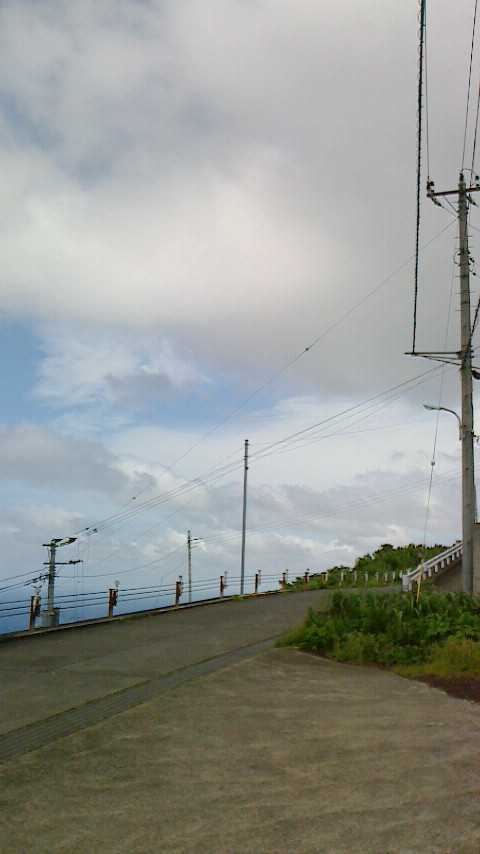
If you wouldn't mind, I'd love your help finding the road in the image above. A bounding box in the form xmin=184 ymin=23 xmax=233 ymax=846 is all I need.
xmin=2 ymin=590 xmax=480 ymax=853
xmin=0 ymin=590 xmax=325 ymax=733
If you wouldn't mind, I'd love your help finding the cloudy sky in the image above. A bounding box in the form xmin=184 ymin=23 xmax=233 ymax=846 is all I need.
xmin=1 ymin=0 xmax=479 ymax=623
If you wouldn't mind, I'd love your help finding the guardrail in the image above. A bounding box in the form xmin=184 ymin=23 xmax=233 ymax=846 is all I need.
xmin=0 ymin=559 xmax=430 ymax=635
xmin=0 ymin=571 xmax=287 ymax=635
xmin=401 ymin=543 xmax=462 ymax=591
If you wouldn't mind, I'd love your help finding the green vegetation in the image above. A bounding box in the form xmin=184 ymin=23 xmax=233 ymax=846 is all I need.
xmin=395 ymin=634 xmax=480 ymax=678
xmin=285 ymin=543 xmax=447 ymax=590
xmin=277 ymin=589 xmax=480 ymax=676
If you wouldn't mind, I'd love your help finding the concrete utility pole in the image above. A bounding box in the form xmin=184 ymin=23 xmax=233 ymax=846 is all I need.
xmin=424 ymin=172 xmax=480 ymax=592
xmin=458 ymin=174 xmax=476 ymax=593
xmin=41 ymin=537 xmax=80 ymax=627
xmin=43 ymin=539 xmax=61 ymax=627
xmin=240 ymin=439 xmax=249 ymax=595
xmin=186 ymin=532 xmax=201 ymax=603
xmin=187 ymin=531 xmax=192 ymax=604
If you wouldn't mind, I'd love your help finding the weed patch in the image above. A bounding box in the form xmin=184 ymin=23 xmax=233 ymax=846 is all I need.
xmin=277 ymin=590 xmax=480 ymax=674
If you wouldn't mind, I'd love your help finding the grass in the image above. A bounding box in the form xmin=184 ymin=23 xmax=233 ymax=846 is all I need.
xmin=277 ymin=589 xmax=480 ymax=677
xmin=395 ymin=635 xmax=480 ymax=678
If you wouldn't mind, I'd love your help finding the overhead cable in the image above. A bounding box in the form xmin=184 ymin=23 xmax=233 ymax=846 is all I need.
xmin=413 ymin=0 xmax=427 ymax=354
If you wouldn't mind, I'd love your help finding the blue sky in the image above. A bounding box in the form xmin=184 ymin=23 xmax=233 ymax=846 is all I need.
xmin=0 ymin=318 xmax=43 ymax=423
xmin=0 ymin=0 xmax=478 ymax=629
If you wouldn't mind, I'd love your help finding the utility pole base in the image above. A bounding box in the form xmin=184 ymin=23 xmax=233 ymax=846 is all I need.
xmin=473 ymin=524 xmax=480 ymax=593
xmin=40 ymin=608 xmax=60 ymax=628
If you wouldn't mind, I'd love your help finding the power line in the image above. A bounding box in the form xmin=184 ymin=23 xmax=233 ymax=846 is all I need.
xmin=470 ymin=82 xmax=480 ymax=173
xmin=57 ymin=362 xmax=449 ymax=582
xmin=197 ymin=465 xmax=465 ymax=548
xmin=82 ymin=365 xmax=444 ymax=545
xmin=32 ymin=367 xmax=443 ymax=585
xmin=0 ymin=362 xmax=456 ymax=591
xmin=413 ymin=0 xmax=427 ymax=354
xmin=462 ymin=0 xmax=479 ymax=169
xmin=248 ymin=364 xmax=446 ymax=464
xmin=69 ymin=215 xmax=456 ymax=551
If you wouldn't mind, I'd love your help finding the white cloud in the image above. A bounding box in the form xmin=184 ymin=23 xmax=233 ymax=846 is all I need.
xmin=0 ymin=0 xmax=473 ymax=412
xmin=34 ymin=325 xmax=207 ymax=410
xmin=0 ymin=0 xmax=420 ymax=396
xmin=4 ymin=503 xmax=85 ymax=541
xmin=0 ymin=423 xmax=133 ymax=494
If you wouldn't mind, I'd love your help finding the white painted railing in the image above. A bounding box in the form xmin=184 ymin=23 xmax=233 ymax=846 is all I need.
xmin=402 ymin=543 xmax=462 ymax=591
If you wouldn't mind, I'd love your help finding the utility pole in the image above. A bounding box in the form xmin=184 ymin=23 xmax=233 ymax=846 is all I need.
xmin=42 ymin=538 xmax=61 ymax=627
xmin=420 ymin=172 xmax=480 ymax=592
xmin=187 ymin=531 xmax=192 ymax=604
xmin=41 ymin=537 xmax=80 ymax=627
xmin=240 ymin=439 xmax=249 ymax=595
xmin=458 ymin=174 xmax=476 ymax=593
xmin=186 ymin=531 xmax=201 ymax=603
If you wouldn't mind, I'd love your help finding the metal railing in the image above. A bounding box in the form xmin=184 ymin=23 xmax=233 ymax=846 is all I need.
xmin=401 ymin=543 xmax=463 ymax=591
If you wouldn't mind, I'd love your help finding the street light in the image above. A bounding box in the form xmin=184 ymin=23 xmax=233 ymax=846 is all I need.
xmin=423 ymin=404 xmax=463 ymax=440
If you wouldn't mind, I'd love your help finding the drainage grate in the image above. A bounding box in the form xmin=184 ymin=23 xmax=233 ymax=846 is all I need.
xmin=0 ymin=637 xmax=276 ymax=762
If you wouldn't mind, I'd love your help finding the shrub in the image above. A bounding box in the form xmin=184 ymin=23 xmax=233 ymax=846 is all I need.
xmin=276 ymin=590 xmax=480 ymax=674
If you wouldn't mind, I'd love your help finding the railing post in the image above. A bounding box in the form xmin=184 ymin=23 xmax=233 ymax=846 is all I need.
xmin=175 ymin=575 xmax=183 ymax=607
xmin=108 ymin=581 xmax=119 ymax=618
xmin=29 ymin=595 xmax=40 ymax=632
xmin=254 ymin=572 xmax=260 ymax=594
xmin=108 ymin=588 xmax=117 ymax=618
xmin=220 ymin=573 xmax=228 ymax=598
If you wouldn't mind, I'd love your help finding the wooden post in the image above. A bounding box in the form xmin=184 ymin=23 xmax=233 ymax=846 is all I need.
xmin=108 ymin=588 xmax=118 ymax=618
xmin=29 ymin=595 xmax=40 ymax=632
xmin=175 ymin=576 xmax=183 ymax=607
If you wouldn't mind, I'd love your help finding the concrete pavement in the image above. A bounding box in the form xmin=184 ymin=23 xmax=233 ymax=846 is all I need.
xmin=1 ymin=593 xmax=480 ymax=853
xmin=0 ymin=591 xmax=325 ymax=732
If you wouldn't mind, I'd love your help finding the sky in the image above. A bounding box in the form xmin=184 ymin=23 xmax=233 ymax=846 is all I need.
xmin=1 ymin=0 xmax=480 ymax=629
